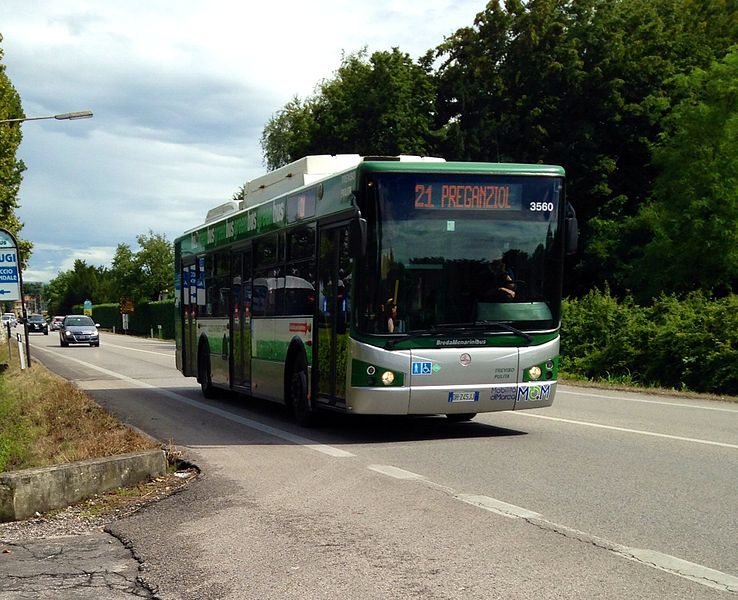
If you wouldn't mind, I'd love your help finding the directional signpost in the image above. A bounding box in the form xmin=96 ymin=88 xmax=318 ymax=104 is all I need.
xmin=0 ymin=229 xmax=30 ymax=367
xmin=0 ymin=232 xmax=20 ymax=300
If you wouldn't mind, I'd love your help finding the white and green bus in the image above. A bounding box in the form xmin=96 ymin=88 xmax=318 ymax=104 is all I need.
xmin=174 ymin=155 xmax=577 ymax=424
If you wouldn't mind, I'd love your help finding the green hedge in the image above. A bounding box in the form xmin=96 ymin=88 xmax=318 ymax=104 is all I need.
xmin=561 ymin=289 xmax=738 ymax=396
xmin=72 ymin=300 xmax=175 ymax=339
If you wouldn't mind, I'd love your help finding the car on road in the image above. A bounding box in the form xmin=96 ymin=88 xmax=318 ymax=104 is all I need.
xmin=27 ymin=314 xmax=49 ymax=335
xmin=51 ymin=315 xmax=65 ymax=330
xmin=59 ymin=315 xmax=100 ymax=347
xmin=2 ymin=313 xmax=17 ymax=328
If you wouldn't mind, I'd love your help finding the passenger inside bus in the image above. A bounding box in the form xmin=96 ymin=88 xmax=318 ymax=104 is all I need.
xmin=486 ymin=253 xmax=516 ymax=302
xmin=386 ymin=299 xmax=398 ymax=333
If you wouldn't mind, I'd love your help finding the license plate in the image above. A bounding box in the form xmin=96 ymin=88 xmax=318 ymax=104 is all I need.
xmin=448 ymin=391 xmax=480 ymax=403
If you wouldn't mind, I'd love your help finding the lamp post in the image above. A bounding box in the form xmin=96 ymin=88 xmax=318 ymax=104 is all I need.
xmin=0 ymin=110 xmax=93 ymax=124
xmin=0 ymin=110 xmax=93 ymax=367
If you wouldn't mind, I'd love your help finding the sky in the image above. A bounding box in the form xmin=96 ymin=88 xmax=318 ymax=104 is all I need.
xmin=0 ymin=1 xmax=486 ymax=283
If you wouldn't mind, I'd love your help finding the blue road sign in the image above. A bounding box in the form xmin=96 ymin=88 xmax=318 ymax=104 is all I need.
xmin=0 ymin=240 xmax=20 ymax=301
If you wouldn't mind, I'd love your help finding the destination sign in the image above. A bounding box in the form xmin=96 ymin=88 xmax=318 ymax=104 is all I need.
xmin=414 ymin=182 xmax=522 ymax=211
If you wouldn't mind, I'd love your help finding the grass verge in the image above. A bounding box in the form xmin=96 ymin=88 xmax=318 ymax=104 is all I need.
xmin=0 ymin=349 xmax=158 ymax=473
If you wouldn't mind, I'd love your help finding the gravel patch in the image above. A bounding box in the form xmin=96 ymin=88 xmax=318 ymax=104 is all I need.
xmin=0 ymin=468 xmax=197 ymax=543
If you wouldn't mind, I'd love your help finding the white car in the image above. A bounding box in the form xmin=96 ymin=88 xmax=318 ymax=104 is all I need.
xmin=2 ymin=313 xmax=17 ymax=328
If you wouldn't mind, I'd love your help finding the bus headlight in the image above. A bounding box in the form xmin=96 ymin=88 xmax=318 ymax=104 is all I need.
xmin=381 ymin=371 xmax=395 ymax=385
xmin=528 ymin=366 xmax=542 ymax=380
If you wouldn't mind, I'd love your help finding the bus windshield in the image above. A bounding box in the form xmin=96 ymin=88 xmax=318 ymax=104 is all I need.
xmin=356 ymin=172 xmax=564 ymax=335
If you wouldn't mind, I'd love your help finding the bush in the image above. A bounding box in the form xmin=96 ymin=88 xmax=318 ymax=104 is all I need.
xmin=561 ymin=289 xmax=738 ymax=396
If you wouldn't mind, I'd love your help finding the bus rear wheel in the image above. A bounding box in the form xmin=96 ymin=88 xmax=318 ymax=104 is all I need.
xmin=289 ymin=356 xmax=314 ymax=427
xmin=198 ymin=345 xmax=218 ymax=399
xmin=446 ymin=413 xmax=477 ymax=422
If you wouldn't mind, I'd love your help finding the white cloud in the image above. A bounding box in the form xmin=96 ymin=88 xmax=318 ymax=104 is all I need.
xmin=1 ymin=0 xmax=485 ymax=282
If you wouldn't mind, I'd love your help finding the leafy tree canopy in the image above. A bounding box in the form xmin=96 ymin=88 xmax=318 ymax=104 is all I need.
xmin=261 ymin=48 xmax=437 ymax=170
xmin=626 ymin=47 xmax=738 ymax=299
xmin=0 ymin=35 xmax=31 ymax=264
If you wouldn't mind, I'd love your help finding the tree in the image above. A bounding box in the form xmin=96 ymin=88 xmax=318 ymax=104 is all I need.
xmin=134 ymin=231 xmax=173 ymax=301
xmin=261 ymin=48 xmax=437 ymax=170
xmin=0 ymin=35 xmax=31 ymax=264
xmin=626 ymin=48 xmax=738 ymax=299
xmin=260 ymin=96 xmax=318 ymax=171
xmin=45 ymin=260 xmax=108 ymax=315
xmin=44 ymin=270 xmax=74 ymax=316
xmin=109 ymin=243 xmax=140 ymax=302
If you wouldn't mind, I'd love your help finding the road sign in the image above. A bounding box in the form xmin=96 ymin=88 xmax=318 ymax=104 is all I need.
xmin=120 ymin=297 xmax=134 ymax=314
xmin=0 ymin=231 xmax=20 ymax=301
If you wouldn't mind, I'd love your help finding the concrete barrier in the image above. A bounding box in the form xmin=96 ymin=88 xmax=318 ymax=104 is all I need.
xmin=0 ymin=449 xmax=167 ymax=522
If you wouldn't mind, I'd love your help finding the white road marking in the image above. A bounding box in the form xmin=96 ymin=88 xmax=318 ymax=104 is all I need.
xmin=368 ymin=464 xmax=738 ymax=593
xmin=33 ymin=346 xmax=354 ymax=458
xmin=533 ymin=520 xmax=738 ymax=593
xmin=101 ymin=341 xmax=173 ymax=357
xmin=510 ymin=412 xmax=738 ymax=450
xmin=367 ymin=465 xmax=426 ymax=480
xmin=559 ymin=388 xmax=738 ymax=413
xmin=455 ymin=494 xmax=541 ymax=520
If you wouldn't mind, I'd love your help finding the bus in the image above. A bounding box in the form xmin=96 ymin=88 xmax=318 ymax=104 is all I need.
xmin=174 ymin=155 xmax=577 ymax=425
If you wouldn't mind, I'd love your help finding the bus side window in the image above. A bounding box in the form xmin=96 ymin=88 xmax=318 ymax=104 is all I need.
xmin=254 ymin=234 xmax=280 ymax=317
xmin=286 ymin=225 xmax=316 ymax=317
xmin=284 ymin=262 xmax=315 ymax=316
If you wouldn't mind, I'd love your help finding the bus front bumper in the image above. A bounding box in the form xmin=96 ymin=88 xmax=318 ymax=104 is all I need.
xmin=346 ymin=381 xmax=556 ymax=415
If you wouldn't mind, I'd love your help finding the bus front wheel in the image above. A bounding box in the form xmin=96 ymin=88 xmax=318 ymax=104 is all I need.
xmin=198 ymin=345 xmax=217 ymax=399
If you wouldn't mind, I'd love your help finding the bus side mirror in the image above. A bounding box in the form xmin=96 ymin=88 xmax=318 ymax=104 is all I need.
xmin=565 ymin=203 xmax=578 ymax=255
xmin=349 ymin=217 xmax=367 ymax=258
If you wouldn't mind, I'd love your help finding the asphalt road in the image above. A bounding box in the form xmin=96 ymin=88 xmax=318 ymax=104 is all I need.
xmin=28 ymin=330 xmax=738 ymax=599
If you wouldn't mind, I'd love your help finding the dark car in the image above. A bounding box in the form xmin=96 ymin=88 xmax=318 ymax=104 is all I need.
xmin=59 ymin=315 xmax=100 ymax=347
xmin=27 ymin=314 xmax=49 ymax=335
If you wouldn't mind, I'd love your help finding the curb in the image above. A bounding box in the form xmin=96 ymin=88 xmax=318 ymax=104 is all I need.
xmin=0 ymin=449 xmax=167 ymax=522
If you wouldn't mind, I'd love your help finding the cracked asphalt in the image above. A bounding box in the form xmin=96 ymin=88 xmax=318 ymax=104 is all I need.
xmin=0 ymin=532 xmax=153 ymax=599
xmin=0 ymin=468 xmax=197 ymax=599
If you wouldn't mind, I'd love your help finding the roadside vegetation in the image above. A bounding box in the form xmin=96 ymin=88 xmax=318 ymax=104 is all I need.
xmin=0 ymin=347 xmax=157 ymax=473
xmin=561 ymin=290 xmax=738 ymax=397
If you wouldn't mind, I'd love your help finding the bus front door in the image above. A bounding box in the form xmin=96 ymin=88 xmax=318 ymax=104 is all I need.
xmin=316 ymin=225 xmax=351 ymax=406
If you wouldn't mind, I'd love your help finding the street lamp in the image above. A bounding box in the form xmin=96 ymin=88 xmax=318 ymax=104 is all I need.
xmin=0 ymin=109 xmax=93 ymax=367
xmin=0 ymin=110 xmax=93 ymax=124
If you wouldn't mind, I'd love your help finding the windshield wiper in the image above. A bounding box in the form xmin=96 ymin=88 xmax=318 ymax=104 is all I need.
xmin=474 ymin=320 xmax=532 ymax=343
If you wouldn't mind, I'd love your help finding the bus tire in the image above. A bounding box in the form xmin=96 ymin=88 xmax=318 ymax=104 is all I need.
xmin=445 ymin=413 xmax=476 ymax=422
xmin=289 ymin=354 xmax=314 ymax=427
xmin=198 ymin=343 xmax=218 ymax=399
